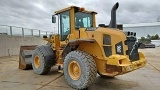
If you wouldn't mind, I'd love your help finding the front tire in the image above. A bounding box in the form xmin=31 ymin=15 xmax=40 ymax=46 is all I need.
xmin=32 ymin=45 xmax=55 ymax=75
xmin=63 ymin=50 xmax=97 ymax=89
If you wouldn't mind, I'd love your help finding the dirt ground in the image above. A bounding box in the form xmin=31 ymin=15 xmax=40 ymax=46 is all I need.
xmin=0 ymin=47 xmax=160 ymax=90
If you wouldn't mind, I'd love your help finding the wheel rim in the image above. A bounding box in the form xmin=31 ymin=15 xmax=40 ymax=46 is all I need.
xmin=68 ymin=60 xmax=81 ymax=80
xmin=34 ymin=55 xmax=41 ymax=68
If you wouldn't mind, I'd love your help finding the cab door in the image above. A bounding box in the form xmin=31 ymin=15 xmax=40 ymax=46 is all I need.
xmin=60 ymin=11 xmax=70 ymax=41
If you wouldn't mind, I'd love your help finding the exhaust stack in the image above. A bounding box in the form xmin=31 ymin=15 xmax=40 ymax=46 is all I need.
xmin=109 ymin=2 xmax=119 ymax=28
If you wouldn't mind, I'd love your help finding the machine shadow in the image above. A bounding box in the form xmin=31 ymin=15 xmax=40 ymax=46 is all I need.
xmin=86 ymin=76 xmax=139 ymax=90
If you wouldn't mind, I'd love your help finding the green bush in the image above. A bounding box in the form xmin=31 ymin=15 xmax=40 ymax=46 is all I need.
xmin=138 ymin=34 xmax=159 ymax=44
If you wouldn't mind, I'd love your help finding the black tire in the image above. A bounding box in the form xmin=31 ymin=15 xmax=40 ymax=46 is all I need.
xmin=97 ymin=71 xmax=114 ymax=78
xmin=32 ymin=45 xmax=56 ymax=75
xmin=63 ymin=50 xmax=97 ymax=89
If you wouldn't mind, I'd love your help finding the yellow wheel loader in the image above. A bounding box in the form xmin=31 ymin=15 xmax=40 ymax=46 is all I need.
xmin=19 ymin=2 xmax=146 ymax=89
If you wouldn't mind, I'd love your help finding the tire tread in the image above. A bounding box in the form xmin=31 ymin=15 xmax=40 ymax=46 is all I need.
xmin=32 ymin=46 xmax=51 ymax=75
xmin=64 ymin=50 xmax=97 ymax=89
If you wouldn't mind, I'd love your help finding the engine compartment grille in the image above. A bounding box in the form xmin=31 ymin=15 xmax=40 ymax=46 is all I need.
xmin=103 ymin=34 xmax=112 ymax=57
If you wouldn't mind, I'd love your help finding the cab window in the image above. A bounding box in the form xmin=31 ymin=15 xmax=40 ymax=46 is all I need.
xmin=75 ymin=12 xmax=92 ymax=29
xmin=60 ymin=11 xmax=70 ymax=41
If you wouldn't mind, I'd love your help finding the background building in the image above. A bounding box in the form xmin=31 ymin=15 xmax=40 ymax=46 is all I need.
xmin=123 ymin=22 xmax=160 ymax=39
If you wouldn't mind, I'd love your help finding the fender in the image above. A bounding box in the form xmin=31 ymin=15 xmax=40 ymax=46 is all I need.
xmin=62 ymin=39 xmax=104 ymax=61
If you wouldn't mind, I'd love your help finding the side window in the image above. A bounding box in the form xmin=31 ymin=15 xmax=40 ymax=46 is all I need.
xmin=60 ymin=11 xmax=70 ymax=41
xmin=75 ymin=12 xmax=92 ymax=29
xmin=75 ymin=18 xmax=84 ymax=28
xmin=83 ymin=17 xmax=91 ymax=27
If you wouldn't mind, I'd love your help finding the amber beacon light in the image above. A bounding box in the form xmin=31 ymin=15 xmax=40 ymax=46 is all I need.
xmin=79 ymin=7 xmax=85 ymax=11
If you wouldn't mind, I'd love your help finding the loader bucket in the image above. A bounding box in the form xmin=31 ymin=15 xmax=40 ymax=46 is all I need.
xmin=19 ymin=45 xmax=37 ymax=70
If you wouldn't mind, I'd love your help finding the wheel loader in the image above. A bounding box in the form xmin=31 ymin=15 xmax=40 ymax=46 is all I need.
xmin=19 ymin=2 xmax=146 ymax=89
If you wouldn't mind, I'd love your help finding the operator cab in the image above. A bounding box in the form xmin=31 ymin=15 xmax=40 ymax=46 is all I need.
xmin=52 ymin=6 xmax=97 ymax=41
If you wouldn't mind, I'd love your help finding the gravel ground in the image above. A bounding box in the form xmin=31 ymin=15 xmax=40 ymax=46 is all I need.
xmin=0 ymin=47 xmax=160 ymax=90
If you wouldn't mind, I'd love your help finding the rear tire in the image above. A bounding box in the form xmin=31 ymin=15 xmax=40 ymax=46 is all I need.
xmin=63 ymin=50 xmax=97 ymax=89
xmin=32 ymin=45 xmax=55 ymax=75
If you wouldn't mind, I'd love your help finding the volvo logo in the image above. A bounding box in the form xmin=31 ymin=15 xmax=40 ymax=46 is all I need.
xmin=117 ymin=45 xmax=121 ymax=53
xmin=115 ymin=41 xmax=123 ymax=54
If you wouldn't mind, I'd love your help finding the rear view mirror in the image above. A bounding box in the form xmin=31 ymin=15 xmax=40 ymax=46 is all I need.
xmin=52 ymin=15 xmax=56 ymax=23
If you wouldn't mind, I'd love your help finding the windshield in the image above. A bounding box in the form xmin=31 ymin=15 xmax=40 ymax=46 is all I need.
xmin=75 ymin=12 xmax=92 ymax=28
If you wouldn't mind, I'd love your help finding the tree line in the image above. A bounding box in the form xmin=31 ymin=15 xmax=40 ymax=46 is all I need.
xmin=138 ymin=34 xmax=159 ymax=44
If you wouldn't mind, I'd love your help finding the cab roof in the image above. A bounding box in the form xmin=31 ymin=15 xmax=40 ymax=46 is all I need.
xmin=55 ymin=6 xmax=97 ymax=15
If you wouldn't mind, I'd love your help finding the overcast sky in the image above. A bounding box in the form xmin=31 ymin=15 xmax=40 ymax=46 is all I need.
xmin=0 ymin=0 xmax=160 ymax=32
